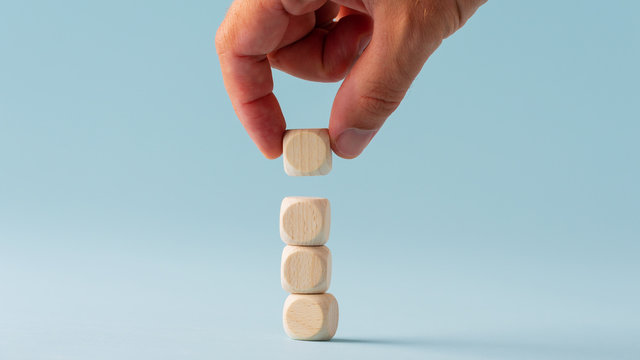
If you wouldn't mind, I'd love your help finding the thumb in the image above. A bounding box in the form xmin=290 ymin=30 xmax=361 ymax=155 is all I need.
xmin=328 ymin=5 xmax=449 ymax=159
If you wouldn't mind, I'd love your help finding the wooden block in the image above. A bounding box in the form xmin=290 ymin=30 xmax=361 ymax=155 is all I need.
xmin=283 ymin=293 xmax=339 ymax=341
xmin=283 ymin=129 xmax=332 ymax=176
xmin=281 ymin=245 xmax=331 ymax=294
xmin=280 ymin=197 xmax=331 ymax=246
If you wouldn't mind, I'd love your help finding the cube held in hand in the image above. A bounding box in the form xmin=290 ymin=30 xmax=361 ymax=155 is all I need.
xmin=283 ymin=129 xmax=332 ymax=176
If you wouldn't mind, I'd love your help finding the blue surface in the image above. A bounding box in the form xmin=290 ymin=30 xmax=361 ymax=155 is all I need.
xmin=1 ymin=1 xmax=639 ymax=359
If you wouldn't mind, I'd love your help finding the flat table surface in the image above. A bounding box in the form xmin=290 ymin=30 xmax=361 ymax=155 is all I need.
xmin=2 ymin=227 xmax=638 ymax=360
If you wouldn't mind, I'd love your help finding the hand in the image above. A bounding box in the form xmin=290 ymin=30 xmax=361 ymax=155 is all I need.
xmin=216 ymin=0 xmax=486 ymax=159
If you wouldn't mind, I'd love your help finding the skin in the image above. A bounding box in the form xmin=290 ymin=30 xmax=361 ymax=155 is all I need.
xmin=216 ymin=0 xmax=487 ymax=159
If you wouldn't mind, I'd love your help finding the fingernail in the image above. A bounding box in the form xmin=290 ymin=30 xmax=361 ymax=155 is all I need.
xmin=357 ymin=35 xmax=371 ymax=56
xmin=335 ymin=128 xmax=377 ymax=158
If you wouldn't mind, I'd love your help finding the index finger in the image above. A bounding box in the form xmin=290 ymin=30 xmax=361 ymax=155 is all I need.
xmin=215 ymin=0 xmax=327 ymax=159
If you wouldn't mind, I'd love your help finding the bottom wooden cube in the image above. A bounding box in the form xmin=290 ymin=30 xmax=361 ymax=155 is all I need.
xmin=283 ymin=293 xmax=339 ymax=341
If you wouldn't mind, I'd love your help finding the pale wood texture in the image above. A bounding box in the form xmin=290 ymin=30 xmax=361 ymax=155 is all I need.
xmin=283 ymin=129 xmax=332 ymax=176
xmin=283 ymin=293 xmax=339 ymax=341
xmin=280 ymin=196 xmax=331 ymax=246
xmin=281 ymin=245 xmax=331 ymax=294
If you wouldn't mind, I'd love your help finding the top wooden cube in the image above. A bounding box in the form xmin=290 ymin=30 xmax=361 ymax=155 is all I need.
xmin=283 ymin=129 xmax=332 ymax=176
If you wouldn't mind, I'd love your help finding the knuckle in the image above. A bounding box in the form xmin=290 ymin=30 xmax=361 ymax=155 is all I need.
xmin=321 ymin=65 xmax=348 ymax=83
xmin=214 ymin=28 xmax=226 ymax=53
xmin=266 ymin=52 xmax=281 ymax=67
xmin=214 ymin=20 xmax=235 ymax=55
xmin=359 ymin=95 xmax=400 ymax=118
xmin=324 ymin=73 xmax=346 ymax=83
xmin=281 ymin=0 xmax=324 ymax=15
xmin=403 ymin=0 xmax=464 ymax=40
xmin=359 ymin=81 xmax=405 ymax=117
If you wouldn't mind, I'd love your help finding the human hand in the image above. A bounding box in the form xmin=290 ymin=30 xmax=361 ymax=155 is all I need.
xmin=216 ymin=0 xmax=486 ymax=159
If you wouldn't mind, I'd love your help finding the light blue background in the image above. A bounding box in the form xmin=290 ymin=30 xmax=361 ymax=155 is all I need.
xmin=1 ymin=1 xmax=638 ymax=359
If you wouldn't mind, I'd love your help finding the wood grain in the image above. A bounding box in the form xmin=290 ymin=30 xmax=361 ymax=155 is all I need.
xmin=280 ymin=196 xmax=331 ymax=246
xmin=283 ymin=293 xmax=339 ymax=341
xmin=283 ymin=129 xmax=332 ymax=176
xmin=281 ymin=245 xmax=331 ymax=294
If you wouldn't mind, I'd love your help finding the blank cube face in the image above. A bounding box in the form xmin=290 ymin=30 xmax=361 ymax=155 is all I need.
xmin=281 ymin=245 xmax=331 ymax=294
xmin=283 ymin=129 xmax=332 ymax=176
xmin=280 ymin=197 xmax=330 ymax=246
xmin=283 ymin=293 xmax=339 ymax=341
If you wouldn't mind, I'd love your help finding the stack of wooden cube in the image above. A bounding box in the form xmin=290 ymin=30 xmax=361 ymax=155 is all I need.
xmin=280 ymin=129 xmax=338 ymax=341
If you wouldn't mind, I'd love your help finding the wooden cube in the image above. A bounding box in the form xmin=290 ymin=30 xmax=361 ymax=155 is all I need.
xmin=281 ymin=245 xmax=331 ymax=294
xmin=280 ymin=196 xmax=330 ymax=246
xmin=283 ymin=129 xmax=332 ymax=176
xmin=283 ymin=293 xmax=339 ymax=341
